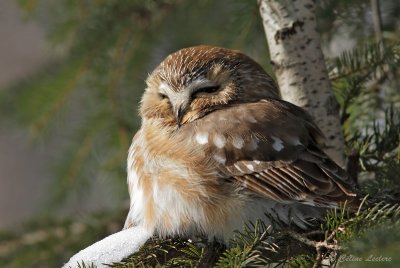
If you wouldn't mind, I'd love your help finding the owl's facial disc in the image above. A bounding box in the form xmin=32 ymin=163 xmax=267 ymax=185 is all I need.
xmin=157 ymin=78 xmax=221 ymax=127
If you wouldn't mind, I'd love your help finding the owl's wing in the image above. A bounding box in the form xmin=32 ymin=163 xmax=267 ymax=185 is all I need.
xmin=190 ymin=99 xmax=359 ymax=208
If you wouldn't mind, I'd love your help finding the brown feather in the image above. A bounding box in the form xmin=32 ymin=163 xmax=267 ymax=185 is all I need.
xmin=184 ymin=98 xmax=359 ymax=209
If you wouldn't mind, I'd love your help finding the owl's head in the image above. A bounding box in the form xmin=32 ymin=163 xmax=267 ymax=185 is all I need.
xmin=140 ymin=45 xmax=279 ymax=127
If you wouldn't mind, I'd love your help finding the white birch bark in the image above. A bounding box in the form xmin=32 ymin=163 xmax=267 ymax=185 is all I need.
xmin=258 ymin=0 xmax=345 ymax=166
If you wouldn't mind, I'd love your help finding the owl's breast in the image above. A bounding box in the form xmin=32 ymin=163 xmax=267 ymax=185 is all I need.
xmin=125 ymin=121 xmax=242 ymax=237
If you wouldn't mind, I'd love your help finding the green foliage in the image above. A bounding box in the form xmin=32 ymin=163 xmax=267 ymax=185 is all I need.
xmin=341 ymin=104 xmax=400 ymax=206
xmin=328 ymin=41 xmax=400 ymax=208
xmin=215 ymin=222 xmax=273 ymax=267
xmin=328 ymin=41 xmax=400 ymax=132
xmin=0 ymin=211 xmax=126 ymax=268
xmin=110 ymin=237 xmax=200 ymax=268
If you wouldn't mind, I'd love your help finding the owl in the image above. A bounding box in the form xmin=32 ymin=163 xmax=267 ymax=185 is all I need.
xmin=124 ymin=45 xmax=359 ymax=241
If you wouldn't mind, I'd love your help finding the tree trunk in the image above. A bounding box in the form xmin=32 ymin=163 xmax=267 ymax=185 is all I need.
xmin=258 ymin=0 xmax=345 ymax=166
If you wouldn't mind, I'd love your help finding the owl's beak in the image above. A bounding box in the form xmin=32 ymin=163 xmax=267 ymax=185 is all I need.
xmin=175 ymin=105 xmax=186 ymax=128
xmin=172 ymin=93 xmax=190 ymax=127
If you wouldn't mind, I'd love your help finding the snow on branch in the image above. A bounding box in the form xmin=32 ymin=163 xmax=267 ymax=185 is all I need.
xmin=63 ymin=226 xmax=151 ymax=268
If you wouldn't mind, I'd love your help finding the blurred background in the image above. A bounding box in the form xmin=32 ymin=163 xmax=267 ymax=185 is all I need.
xmin=0 ymin=0 xmax=51 ymax=228
xmin=0 ymin=0 xmax=399 ymax=267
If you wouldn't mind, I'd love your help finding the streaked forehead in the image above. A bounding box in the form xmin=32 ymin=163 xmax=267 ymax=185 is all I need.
xmin=153 ymin=46 xmax=239 ymax=91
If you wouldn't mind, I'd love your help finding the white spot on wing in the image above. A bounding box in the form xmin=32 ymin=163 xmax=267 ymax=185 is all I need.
xmin=271 ymin=136 xmax=284 ymax=151
xmin=245 ymin=164 xmax=254 ymax=171
xmin=213 ymin=134 xmax=226 ymax=148
xmin=196 ymin=132 xmax=209 ymax=144
xmin=232 ymin=136 xmax=244 ymax=149
xmin=213 ymin=153 xmax=226 ymax=164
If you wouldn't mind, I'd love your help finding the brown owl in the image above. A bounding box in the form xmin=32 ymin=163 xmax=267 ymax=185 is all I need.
xmin=125 ymin=45 xmax=359 ymax=241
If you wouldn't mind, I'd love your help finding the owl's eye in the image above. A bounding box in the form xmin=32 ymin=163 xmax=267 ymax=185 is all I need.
xmin=158 ymin=93 xmax=168 ymax=99
xmin=196 ymin=86 xmax=220 ymax=94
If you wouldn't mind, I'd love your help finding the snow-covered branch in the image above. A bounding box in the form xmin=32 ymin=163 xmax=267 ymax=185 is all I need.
xmin=63 ymin=226 xmax=151 ymax=268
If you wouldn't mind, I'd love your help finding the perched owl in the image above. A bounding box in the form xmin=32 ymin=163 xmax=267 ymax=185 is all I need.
xmin=125 ymin=45 xmax=359 ymax=241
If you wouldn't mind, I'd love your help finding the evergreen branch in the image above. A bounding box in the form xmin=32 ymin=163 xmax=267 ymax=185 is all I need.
xmin=169 ymin=240 xmax=205 ymax=267
xmin=286 ymin=231 xmax=343 ymax=251
xmin=109 ymin=236 xmax=209 ymax=268
xmin=348 ymin=106 xmax=400 ymax=173
xmin=215 ymin=222 xmax=279 ymax=267
xmin=327 ymin=41 xmax=399 ymax=81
